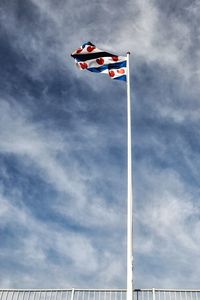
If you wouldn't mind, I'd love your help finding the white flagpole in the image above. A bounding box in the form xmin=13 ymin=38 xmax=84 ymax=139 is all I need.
xmin=126 ymin=52 xmax=133 ymax=300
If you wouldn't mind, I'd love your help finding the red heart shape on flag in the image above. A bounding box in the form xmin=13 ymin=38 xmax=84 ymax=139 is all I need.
xmin=87 ymin=46 xmax=96 ymax=52
xmin=76 ymin=48 xmax=82 ymax=54
xmin=109 ymin=70 xmax=115 ymax=77
xmin=96 ymin=58 xmax=104 ymax=65
xmin=80 ymin=62 xmax=88 ymax=69
xmin=117 ymin=69 xmax=125 ymax=74
xmin=112 ymin=56 xmax=119 ymax=61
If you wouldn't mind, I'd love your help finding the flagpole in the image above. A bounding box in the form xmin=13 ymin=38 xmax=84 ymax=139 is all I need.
xmin=126 ymin=52 xmax=133 ymax=300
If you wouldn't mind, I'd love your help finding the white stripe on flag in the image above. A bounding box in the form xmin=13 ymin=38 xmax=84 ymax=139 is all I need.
xmin=76 ymin=56 xmax=126 ymax=69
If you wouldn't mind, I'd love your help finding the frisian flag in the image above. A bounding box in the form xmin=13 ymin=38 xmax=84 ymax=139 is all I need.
xmin=71 ymin=42 xmax=127 ymax=81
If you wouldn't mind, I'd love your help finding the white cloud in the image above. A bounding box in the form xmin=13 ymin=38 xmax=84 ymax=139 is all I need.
xmin=135 ymin=166 xmax=200 ymax=287
xmin=0 ymin=188 xmax=100 ymax=287
xmin=1 ymin=0 xmax=200 ymax=289
xmin=0 ymin=96 xmax=126 ymax=287
xmin=0 ymin=97 xmax=124 ymax=229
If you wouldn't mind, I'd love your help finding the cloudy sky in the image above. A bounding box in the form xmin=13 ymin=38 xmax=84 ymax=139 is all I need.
xmin=1 ymin=0 xmax=200 ymax=290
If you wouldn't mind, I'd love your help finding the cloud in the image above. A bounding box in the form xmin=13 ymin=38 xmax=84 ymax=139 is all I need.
xmin=0 ymin=96 xmax=124 ymax=227
xmin=134 ymin=164 xmax=200 ymax=288
xmin=0 ymin=0 xmax=200 ymax=290
xmin=0 ymin=95 xmax=126 ymax=287
xmin=0 ymin=185 xmax=112 ymax=288
xmin=0 ymin=188 xmax=126 ymax=288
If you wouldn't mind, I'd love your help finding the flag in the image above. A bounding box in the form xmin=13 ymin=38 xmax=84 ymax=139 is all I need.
xmin=71 ymin=42 xmax=127 ymax=81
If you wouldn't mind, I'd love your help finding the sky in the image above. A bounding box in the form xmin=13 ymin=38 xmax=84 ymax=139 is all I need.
xmin=0 ymin=0 xmax=200 ymax=290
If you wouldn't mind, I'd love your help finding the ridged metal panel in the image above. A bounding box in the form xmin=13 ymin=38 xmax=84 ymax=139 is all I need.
xmin=1 ymin=289 xmax=200 ymax=300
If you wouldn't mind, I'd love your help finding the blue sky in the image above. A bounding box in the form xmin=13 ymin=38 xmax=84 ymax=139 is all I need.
xmin=1 ymin=0 xmax=200 ymax=290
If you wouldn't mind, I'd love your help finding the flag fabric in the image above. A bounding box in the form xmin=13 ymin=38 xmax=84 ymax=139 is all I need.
xmin=71 ymin=42 xmax=127 ymax=81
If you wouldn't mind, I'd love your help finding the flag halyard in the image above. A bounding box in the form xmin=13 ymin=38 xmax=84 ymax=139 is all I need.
xmin=71 ymin=42 xmax=127 ymax=81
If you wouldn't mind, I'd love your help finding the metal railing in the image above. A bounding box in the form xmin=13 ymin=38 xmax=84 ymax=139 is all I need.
xmin=1 ymin=289 xmax=200 ymax=300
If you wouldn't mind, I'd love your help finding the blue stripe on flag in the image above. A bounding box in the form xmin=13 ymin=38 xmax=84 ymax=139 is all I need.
xmin=113 ymin=75 xmax=126 ymax=81
xmin=87 ymin=61 xmax=126 ymax=73
xmin=87 ymin=65 xmax=108 ymax=73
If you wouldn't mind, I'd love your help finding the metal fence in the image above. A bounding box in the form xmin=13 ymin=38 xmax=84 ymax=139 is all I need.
xmin=1 ymin=289 xmax=200 ymax=300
